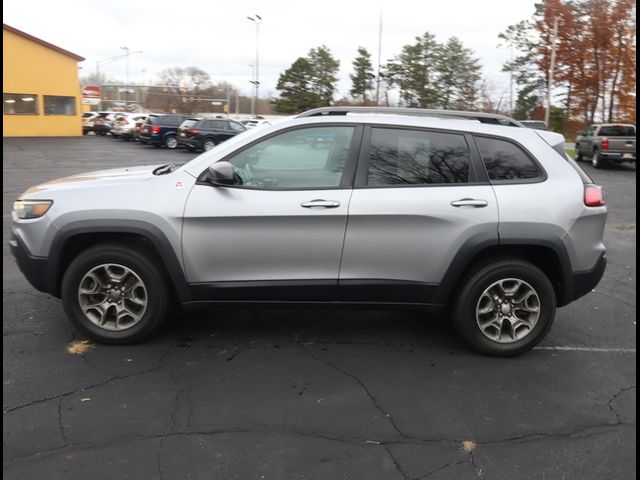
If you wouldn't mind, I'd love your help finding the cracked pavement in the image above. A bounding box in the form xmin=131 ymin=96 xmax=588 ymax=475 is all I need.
xmin=3 ymin=137 xmax=636 ymax=479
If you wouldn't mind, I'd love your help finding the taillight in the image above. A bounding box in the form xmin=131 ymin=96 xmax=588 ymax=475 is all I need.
xmin=585 ymin=185 xmax=605 ymax=207
xmin=152 ymin=126 xmax=161 ymax=134
xmin=188 ymin=129 xmax=199 ymax=135
xmin=601 ymin=138 xmax=609 ymax=150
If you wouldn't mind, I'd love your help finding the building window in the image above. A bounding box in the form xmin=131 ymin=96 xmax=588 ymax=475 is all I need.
xmin=44 ymin=96 xmax=76 ymax=115
xmin=3 ymin=93 xmax=38 ymax=115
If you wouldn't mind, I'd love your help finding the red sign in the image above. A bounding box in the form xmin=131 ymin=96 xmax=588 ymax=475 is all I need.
xmin=82 ymin=85 xmax=101 ymax=99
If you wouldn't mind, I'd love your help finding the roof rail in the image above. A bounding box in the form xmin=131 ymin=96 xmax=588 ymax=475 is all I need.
xmin=295 ymin=106 xmax=523 ymax=127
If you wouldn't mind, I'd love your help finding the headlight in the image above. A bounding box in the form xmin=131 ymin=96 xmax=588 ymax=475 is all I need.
xmin=13 ymin=200 xmax=53 ymax=219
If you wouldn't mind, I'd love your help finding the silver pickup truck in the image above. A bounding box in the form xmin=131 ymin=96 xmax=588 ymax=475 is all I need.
xmin=575 ymin=124 xmax=636 ymax=168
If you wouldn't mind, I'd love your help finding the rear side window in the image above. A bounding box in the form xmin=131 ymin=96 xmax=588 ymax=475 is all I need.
xmin=162 ymin=116 xmax=182 ymax=126
xmin=476 ymin=137 xmax=541 ymax=182
xmin=180 ymin=119 xmax=199 ymax=129
xmin=367 ymin=128 xmax=470 ymax=185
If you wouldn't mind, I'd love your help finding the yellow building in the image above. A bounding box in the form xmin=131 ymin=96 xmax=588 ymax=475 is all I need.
xmin=3 ymin=24 xmax=85 ymax=137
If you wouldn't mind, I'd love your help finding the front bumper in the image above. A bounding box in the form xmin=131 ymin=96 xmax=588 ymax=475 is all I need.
xmin=9 ymin=232 xmax=50 ymax=294
xmin=177 ymin=137 xmax=202 ymax=150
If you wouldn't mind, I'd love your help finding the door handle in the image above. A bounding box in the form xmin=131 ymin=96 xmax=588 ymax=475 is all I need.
xmin=300 ymin=199 xmax=341 ymax=209
xmin=450 ymin=198 xmax=488 ymax=208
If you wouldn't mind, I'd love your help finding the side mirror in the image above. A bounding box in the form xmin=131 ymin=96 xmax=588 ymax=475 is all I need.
xmin=205 ymin=161 xmax=235 ymax=185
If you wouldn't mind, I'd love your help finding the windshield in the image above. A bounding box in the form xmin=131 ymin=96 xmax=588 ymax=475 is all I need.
xmin=599 ymin=125 xmax=635 ymax=136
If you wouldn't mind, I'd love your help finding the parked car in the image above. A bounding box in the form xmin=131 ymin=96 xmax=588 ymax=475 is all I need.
xmin=92 ymin=112 xmax=120 ymax=136
xmin=137 ymin=114 xmax=192 ymax=148
xmin=111 ymin=113 xmax=150 ymax=140
xmin=177 ymin=118 xmax=246 ymax=151
xmin=520 ymin=120 xmax=550 ymax=131
xmin=575 ymin=123 xmax=636 ymax=168
xmin=133 ymin=114 xmax=158 ymax=142
xmin=10 ymin=106 xmax=607 ymax=356
xmin=240 ymin=117 xmax=271 ymax=129
xmin=82 ymin=112 xmax=99 ymax=135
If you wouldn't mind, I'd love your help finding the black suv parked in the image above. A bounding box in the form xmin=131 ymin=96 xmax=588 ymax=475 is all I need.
xmin=177 ymin=118 xmax=247 ymax=151
xmin=138 ymin=114 xmax=195 ymax=149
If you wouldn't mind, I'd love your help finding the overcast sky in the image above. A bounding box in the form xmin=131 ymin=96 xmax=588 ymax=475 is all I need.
xmin=4 ymin=0 xmax=537 ymax=102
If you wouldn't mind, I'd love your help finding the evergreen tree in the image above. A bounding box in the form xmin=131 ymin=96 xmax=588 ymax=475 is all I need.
xmin=272 ymin=57 xmax=321 ymax=114
xmin=349 ymin=47 xmax=375 ymax=103
xmin=385 ymin=32 xmax=440 ymax=107
xmin=436 ymin=37 xmax=482 ymax=110
xmin=308 ymin=45 xmax=340 ymax=104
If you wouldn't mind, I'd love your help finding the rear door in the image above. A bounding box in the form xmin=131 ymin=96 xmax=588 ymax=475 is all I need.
xmin=339 ymin=126 xmax=499 ymax=304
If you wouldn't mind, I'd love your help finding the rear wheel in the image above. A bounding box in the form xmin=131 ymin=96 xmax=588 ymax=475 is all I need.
xmin=164 ymin=135 xmax=178 ymax=149
xmin=592 ymin=150 xmax=606 ymax=169
xmin=203 ymin=139 xmax=216 ymax=151
xmin=452 ymin=258 xmax=556 ymax=356
xmin=61 ymin=244 xmax=170 ymax=344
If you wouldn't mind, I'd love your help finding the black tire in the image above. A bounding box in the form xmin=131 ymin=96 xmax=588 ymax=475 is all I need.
xmin=203 ymin=139 xmax=217 ymax=151
xmin=164 ymin=135 xmax=178 ymax=149
xmin=452 ymin=258 xmax=556 ymax=356
xmin=575 ymin=149 xmax=583 ymax=161
xmin=592 ymin=150 xmax=606 ymax=169
xmin=61 ymin=243 xmax=171 ymax=344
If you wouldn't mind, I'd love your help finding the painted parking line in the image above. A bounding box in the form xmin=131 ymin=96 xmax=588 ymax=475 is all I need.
xmin=535 ymin=346 xmax=636 ymax=353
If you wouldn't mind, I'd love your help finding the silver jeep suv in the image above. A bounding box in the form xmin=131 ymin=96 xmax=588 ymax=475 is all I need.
xmin=10 ymin=107 xmax=607 ymax=356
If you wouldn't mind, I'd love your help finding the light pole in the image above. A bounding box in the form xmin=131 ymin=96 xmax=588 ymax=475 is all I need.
xmin=95 ymin=49 xmax=142 ymax=109
xmin=247 ymin=15 xmax=262 ymax=116
xmin=121 ymin=46 xmax=143 ymax=110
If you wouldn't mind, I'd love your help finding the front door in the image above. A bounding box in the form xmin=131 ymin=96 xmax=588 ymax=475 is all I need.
xmin=182 ymin=124 xmax=360 ymax=301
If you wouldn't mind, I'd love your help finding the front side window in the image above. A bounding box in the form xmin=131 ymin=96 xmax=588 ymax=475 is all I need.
xmin=476 ymin=136 xmax=541 ymax=181
xmin=227 ymin=126 xmax=355 ymax=189
xmin=368 ymin=128 xmax=470 ymax=186
xmin=44 ymin=96 xmax=76 ymax=115
xmin=3 ymin=93 xmax=38 ymax=115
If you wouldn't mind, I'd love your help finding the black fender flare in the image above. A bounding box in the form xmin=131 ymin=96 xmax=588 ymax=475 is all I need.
xmin=46 ymin=220 xmax=191 ymax=302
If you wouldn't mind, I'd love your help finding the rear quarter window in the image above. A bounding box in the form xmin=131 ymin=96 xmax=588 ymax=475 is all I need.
xmin=476 ymin=136 xmax=542 ymax=182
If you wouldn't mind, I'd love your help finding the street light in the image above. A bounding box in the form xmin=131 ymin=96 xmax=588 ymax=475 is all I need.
xmin=247 ymin=14 xmax=262 ymax=116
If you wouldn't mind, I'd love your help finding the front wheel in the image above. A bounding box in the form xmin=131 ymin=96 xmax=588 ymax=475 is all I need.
xmin=61 ymin=244 xmax=171 ymax=344
xmin=452 ymin=259 xmax=556 ymax=356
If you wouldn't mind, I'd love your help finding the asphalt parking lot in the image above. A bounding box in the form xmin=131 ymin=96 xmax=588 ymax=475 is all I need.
xmin=3 ymin=136 xmax=636 ymax=479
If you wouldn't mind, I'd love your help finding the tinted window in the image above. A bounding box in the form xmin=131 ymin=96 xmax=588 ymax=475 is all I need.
xmin=598 ymin=125 xmax=635 ymax=136
xmin=44 ymin=96 xmax=76 ymax=115
xmin=476 ymin=137 xmax=541 ymax=181
xmin=367 ymin=128 xmax=470 ymax=185
xmin=162 ymin=116 xmax=182 ymax=126
xmin=180 ymin=119 xmax=199 ymax=129
xmin=229 ymin=121 xmax=246 ymax=133
xmin=228 ymin=126 xmax=354 ymax=189
xmin=3 ymin=93 xmax=38 ymax=115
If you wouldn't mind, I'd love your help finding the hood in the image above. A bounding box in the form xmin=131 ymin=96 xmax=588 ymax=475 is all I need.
xmin=20 ymin=164 xmax=164 ymax=197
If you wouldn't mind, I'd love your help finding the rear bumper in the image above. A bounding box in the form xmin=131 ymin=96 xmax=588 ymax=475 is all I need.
xmin=601 ymin=152 xmax=636 ymax=162
xmin=9 ymin=232 xmax=50 ymax=294
xmin=570 ymin=252 xmax=607 ymax=302
xmin=138 ymin=134 xmax=162 ymax=145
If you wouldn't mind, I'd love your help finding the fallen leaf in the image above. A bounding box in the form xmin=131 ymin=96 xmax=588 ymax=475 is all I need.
xmin=66 ymin=340 xmax=93 ymax=355
xmin=462 ymin=440 xmax=476 ymax=453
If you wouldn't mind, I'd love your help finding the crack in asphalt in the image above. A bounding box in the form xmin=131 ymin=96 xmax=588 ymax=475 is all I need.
xmin=157 ymin=437 xmax=166 ymax=480
xmin=416 ymin=459 xmax=470 ymax=479
xmin=468 ymin=450 xmax=485 ymax=479
xmin=607 ymin=385 xmax=636 ymax=423
xmin=298 ymin=341 xmax=405 ymax=438
xmin=3 ymin=421 xmax=636 ymax=468
xmin=56 ymin=398 xmax=67 ymax=448
xmin=383 ymin=445 xmax=410 ymax=480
